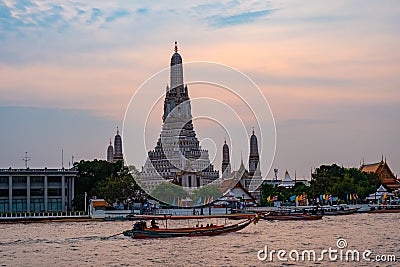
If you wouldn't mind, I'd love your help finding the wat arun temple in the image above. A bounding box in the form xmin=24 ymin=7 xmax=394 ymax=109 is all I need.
xmin=138 ymin=42 xmax=262 ymax=199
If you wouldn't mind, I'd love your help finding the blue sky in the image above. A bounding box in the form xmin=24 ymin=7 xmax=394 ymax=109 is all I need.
xmin=0 ymin=0 xmax=399 ymax=179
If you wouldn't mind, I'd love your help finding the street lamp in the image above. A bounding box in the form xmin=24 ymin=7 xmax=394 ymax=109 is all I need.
xmin=274 ymin=168 xmax=278 ymax=187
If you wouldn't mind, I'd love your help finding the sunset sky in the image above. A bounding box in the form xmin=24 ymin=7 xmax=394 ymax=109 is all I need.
xmin=1 ymin=0 xmax=399 ymax=179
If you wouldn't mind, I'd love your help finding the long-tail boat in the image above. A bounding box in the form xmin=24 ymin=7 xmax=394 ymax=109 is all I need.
xmin=318 ymin=205 xmax=358 ymax=216
xmin=368 ymin=204 xmax=400 ymax=213
xmin=122 ymin=214 xmax=258 ymax=239
xmin=261 ymin=212 xmax=323 ymax=221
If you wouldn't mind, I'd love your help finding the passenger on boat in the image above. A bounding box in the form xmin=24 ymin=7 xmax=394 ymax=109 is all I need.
xmin=133 ymin=221 xmax=146 ymax=230
xmin=150 ymin=219 xmax=159 ymax=229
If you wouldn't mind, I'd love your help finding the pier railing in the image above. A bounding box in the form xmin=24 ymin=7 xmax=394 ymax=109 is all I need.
xmin=0 ymin=211 xmax=87 ymax=219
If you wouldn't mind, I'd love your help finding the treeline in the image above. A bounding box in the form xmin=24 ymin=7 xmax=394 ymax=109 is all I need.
xmin=72 ymin=160 xmax=146 ymax=210
xmin=260 ymin=164 xmax=380 ymax=206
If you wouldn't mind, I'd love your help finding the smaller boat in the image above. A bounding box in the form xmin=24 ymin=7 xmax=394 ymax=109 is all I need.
xmin=123 ymin=215 xmax=258 ymax=239
xmin=315 ymin=205 xmax=358 ymax=216
xmin=261 ymin=210 xmax=323 ymax=221
xmin=368 ymin=204 xmax=400 ymax=213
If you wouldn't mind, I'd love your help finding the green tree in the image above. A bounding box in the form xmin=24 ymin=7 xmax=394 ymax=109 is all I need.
xmin=192 ymin=184 xmax=223 ymax=205
xmin=260 ymin=183 xmax=276 ymax=206
xmin=97 ymin=166 xmax=146 ymax=209
xmin=309 ymin=164 xmax=380 ymax=202
xmin=151 ymin=182 xmax=188 ymax=205
xmin=73 ymin=159 xmax=123 ymax=210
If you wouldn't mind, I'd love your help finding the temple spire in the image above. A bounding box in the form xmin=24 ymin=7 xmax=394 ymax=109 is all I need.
xmin=249 ymin=129 xmax=259 ymax=174
xmin=222 ymin=139 xmax=230 ymax=177
xmin=174 ymin=41 xmax=178 ymax=52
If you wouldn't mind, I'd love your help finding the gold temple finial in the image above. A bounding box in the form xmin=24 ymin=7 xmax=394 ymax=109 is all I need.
xmin=109 ymin=138 xmax=112 ymax=145
xmin=117 ymin=126 xmax=119 ymax=135
xmin=252 ymin=127 xmax=254 ymax=135
xmin=174 ymin=41 xmax=178 ymax=53
xmin=224 ymin=138 xmax=226 ymax=144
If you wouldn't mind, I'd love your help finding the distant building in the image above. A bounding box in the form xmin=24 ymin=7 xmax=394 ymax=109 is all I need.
xmin=360 ymin=157 xmax=400 ymax=190
xmin=220 ymin=130 xmax=262 ymax=202
xmin=139 ymin=42 xmax=219 ymax=191
xmin=0 ymin=168 xmax=77 ymax=212
xmin=221 ymin=140 xmax=231 ymax=178
xmin=282 ymin=170 xmax=295 ymax=188
xmin=106 ymin=127 xmax=124 ymax=163
xmin=106 ymin=139 xmax=114 ymax=163
xmin=238 ymin=129 xmax=262 ymax=194
xmin=260 ymin=170 xmax=310 ymax=188
xmin=220 ymin=176 xmax=257 ymax=206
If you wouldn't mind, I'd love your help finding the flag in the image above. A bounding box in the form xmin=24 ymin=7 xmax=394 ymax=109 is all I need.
xmin=355 ymin=194 xmax=358 ymax=199
xmin=196 ymin=196 xmax=202 ymax=205
xmin=290 ymin=195 xmax=296 ymax=202
xmin=273 ymin=196 xmax=278 ymax=201
xmin=320 ymin=195 xmax=323 ymax=201
xmin=349 ymin=194 xmax=353 ymax=201
xmin=302 ymin=194 xmax=306 ymax=200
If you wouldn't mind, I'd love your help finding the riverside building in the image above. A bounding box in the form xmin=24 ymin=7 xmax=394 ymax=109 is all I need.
xmin=0 ymin=168 xmax=77 ymax=212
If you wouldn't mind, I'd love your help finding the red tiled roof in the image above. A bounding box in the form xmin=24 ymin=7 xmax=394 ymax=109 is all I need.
xmin=360 ymin=163 xmax=380 ymax=173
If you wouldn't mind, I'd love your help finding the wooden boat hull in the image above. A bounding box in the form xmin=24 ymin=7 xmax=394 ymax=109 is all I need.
xmin=369 ymin=208 xmax=400 ymax=213
xmin=123 ymin=218 xmax=255 ymax=239
xmin=321 ymin=208 xmax=358 ymax=216
xmin=262 ymin=214 xmax=323 ymax=221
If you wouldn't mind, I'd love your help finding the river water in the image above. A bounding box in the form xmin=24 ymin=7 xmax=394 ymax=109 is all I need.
xmin=0 ymin=213 xmax=398 ymax=266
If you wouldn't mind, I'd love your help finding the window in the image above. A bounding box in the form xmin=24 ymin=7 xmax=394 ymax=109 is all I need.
xmin=30 ymin=198 xmax=45 ymax=212
xmin=48 ymin=188 xmax=62 ymax=196
xmin=0 ymin=176 xmax=8 ymax=184
xmin=197 ymin=177 xmax=200 ymax=187
xmin=48 ymin=176 xmax=60 ymax=183
xmin=12 ymin=199 xmax=27 ymax=212
xmin=48 ymin=198 xmax=62 ymax=211
xmin=13 ymin=189 xmax=27 ymax=197
xmin=0 ymin=199 xmax=9 ymax=212
xmin=31 ymin=189 xmax=44 ymax=196
xmin=0 ymin=189 xmax=8 ymax=197
xmin=30 ymin=176 xmax=43 ymax=184
xmin=12 ymin=176 xmax=26 ymax=184
xmin=188 ymin=175 xmax=192 ymax=188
